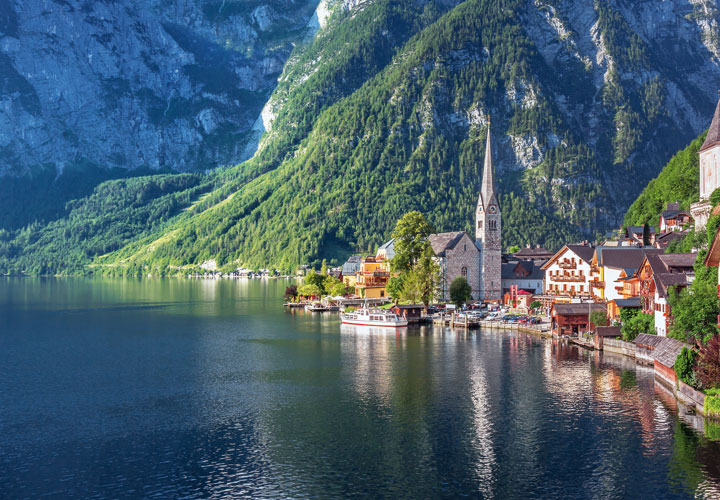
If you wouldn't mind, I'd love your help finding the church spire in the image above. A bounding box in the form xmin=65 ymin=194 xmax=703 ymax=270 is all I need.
xmin=701 ymin=90 xmax=720 ymax=152
xmin=481 ymin=125 xmax=495 ymax=204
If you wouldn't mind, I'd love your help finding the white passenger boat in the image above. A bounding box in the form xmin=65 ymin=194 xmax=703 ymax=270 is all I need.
xmin=340 ymin=308 xmax=408 ymax=327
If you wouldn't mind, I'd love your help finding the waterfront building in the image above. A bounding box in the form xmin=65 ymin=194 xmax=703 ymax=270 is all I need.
xmin=703 ymin=224 xmax=720 ymax=327
xmin=589 ymin=247 xmax=664 ymax=302
xmin=635 ymin=253 xmax=696 ymax=336
xmin=606 ymin=297 xmax=641 ymax=322
xmin=475 ymin=127 xmax=502 ymax=301
xmin=691 ymin=93 xmax=720 ymax=230
xmin=428 ymin=127 xmax=502 ymax=302
xmin=429 ymin=231 xmax=482 ymax=300
xmin=539 ymin=244 xmax=595 ymax=308
xmin=550 ymin=302 xmax=606 ymax=336
xmin=353 ymin=255 xmax=391 ymax=298
xmin=341 ymin=255 xmax=362 ymax=287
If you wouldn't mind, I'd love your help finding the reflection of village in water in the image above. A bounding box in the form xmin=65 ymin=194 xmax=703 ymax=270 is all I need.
xmin=285 ymin=317 xmax=720 ymax=497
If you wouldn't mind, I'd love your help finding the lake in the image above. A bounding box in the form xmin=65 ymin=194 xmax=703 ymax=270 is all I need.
xmin=2 ymin=277 xmax=720 ymax=499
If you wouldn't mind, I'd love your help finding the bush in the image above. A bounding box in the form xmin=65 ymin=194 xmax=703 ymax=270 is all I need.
xmin=674 ymin=347 xmax=696 ymax=386
xmin=705 ymin=396 xmax=720 ymax=418
xmin=621 ymin=312 xmax=654 ymax=341
xmin=589 ymin=310 xmax=609 ymax=328
xmin=696 ymin=335 xmax=720 ymax=389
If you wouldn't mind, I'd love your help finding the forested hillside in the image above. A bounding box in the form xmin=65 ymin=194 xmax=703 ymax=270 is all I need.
xmin=624 ymin=132 xmax=705 ymax=227
xmin=3 ymin=0 xmax=720 ymax=275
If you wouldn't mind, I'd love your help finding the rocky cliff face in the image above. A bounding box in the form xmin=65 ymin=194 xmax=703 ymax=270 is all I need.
xmin=0 ymin=0 xmax=319 ymax=177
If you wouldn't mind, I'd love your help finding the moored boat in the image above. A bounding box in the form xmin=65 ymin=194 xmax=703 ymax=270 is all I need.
xmin=340 ymin=308 xmax=408 ymax=327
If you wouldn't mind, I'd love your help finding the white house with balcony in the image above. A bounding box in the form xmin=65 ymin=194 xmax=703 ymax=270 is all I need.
xmin=539 ymin=245 xmax=595 ymax=310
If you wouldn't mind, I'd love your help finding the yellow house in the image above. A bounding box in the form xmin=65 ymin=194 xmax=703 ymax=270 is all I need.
xmin=355 ymin=256 xmax=391 ymax=298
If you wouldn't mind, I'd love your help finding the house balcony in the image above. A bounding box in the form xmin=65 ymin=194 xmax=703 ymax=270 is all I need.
xmin=589 ymin=280 xmax=605 ymax=288
xmin=552 ymin=275 xmax=586 ymax=282
xmin=558 ymin=262 xmax=576 ymax=269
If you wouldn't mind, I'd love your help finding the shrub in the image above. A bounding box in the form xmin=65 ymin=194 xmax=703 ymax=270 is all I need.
xmin=696 ymin=335 xmax=720 ymax=389
xmin=621 ymin=312 xmax=654 ymax=341
xmin=705 ymin=396 xmax=720 ymax=419
xmin=674 ymin=347 xmax=696 ymax=386
xmin=589 ymin=310 xmax=609 ymax=327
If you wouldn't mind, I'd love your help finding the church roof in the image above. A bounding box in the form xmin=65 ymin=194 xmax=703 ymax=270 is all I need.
xmin=701 ymin=93 xmax=720 ymax=152
xmin=478 ymin=127 xmax=498 ymax=209
xmin=428 ymin=232 xmax=479 ymax=257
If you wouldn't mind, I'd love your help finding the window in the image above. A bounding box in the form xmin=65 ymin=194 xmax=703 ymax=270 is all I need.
xmin=464 ymin=244 xmax=467 ymax=252
xmin=461 ymin=267 xmax=468 ymax=278
xmin=478 ymin=221 xmax=483 ymax=229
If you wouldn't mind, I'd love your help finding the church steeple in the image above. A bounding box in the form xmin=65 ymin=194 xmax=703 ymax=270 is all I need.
xmin=481 ymin=126 xmax=497 ymax=207
xmin=476 ymin=124 xmax=502 ymax=301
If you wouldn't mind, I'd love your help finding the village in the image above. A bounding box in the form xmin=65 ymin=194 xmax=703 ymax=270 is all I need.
xmin=283 ymin=96 xmax=720 ymax=424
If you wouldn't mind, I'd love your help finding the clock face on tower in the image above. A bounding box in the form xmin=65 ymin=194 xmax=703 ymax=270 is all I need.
xmin=489 ymin=205 xmax=497 ymax=214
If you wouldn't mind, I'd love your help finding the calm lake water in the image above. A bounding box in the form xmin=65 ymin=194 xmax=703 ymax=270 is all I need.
xmin=2 ymin=278 xmax=720 ymax=499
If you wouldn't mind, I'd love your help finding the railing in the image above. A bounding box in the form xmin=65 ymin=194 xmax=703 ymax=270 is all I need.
xmin=558 ymin=262 xmax=576 ymax=269
xmin=552 ymin=275 xmax=585 ymax=282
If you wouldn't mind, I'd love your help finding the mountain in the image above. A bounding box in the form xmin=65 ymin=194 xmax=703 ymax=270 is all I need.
xmin=0 ymin=0 xmax=321 ymax=228
xmin=624 ymin=131 xmax=705 ymax=228
xmin=3 ymin=0 xmax=720 ymax=275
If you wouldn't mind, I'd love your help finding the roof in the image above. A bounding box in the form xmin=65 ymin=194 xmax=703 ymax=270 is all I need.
xmin=513 ymin=247 xmax=553 ymax=258
xmin=654 ymin=273 xmax=689 ymax=298
xmin=661 ymin=209 xmax=689 ymax=220
xmin=392 ymin=304 xmax=424 ymax=310
xmin=501 ymin=260 xmax=545 ymax=280
xmin=628 ymin=226 xmax=656 ymax=234
xmin=656 ymin=231 xmax=687 ymax=245
xmin=553 ymin=303 xmax=606 ymax=316
xmin=659 ymin=253 xmax=697 ymax=268
xmin=612 ymin=297 xmax=642 ymax=308
xmin=701 ymin=94 xmax=720 ymax=152
xmin=595 ymin=247 xmax=663 ymax=270
xmin=341 ymin=255 xmax=362 ymax=275
xmin=634 ymin=334 xmax=665 ymax=349
xmin=377 ymin=238 xmax=395 ymax=260
xmin=566 ymin=245 xmax=595 ymax=263
xmin=706 ymin=225 xmax=720 ymax=267
xmin=595 ymin=326 xmax=621 ymax=337
xmin=428 ymin=232 xmax=479 ymax=257
xmin=652 ymin=337 xmax=690 ymax=368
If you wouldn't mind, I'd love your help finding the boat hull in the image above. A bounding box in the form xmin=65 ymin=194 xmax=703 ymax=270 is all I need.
xmin=341 ymin=319 xmax=408 ymax=328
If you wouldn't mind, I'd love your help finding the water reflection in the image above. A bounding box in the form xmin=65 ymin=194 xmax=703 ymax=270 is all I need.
xmin=3 ymin=278 xmax=720 ymax=498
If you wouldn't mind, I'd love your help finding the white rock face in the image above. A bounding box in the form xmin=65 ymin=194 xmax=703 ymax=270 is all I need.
xmin=0 ymin=0 xmax=320 ymax=176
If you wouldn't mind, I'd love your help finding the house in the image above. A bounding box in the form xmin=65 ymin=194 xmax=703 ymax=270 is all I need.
xmin=691 ymin=93 xmax=720 ymax=230
xmin=428 ymin=232 xmax=481 ymax=301
xmin=654 ymin=230 xmax=687 ymax=250
xmin=703 ymin=223 xmax=720 ymax=327
xmin=512 ymin=245 xmax=554 ymax=262
xmin=626 ymin=225 xmax=656 ymax=245
xmin=607 ymin=297 xmax=641 ymax=322
xmin=636 ymin=253 xmax=696 ymax=336
xmin=341 ymin=255 xmax=362 ymax=287
xmin=589 ymin=247 xmax=663 ymax=302
xmin=354 ymin=255 xmax=391 ymax=299
xmin=659 ymin=202 xmax=692 ymax=233
xmin=539 ymin=244 xmax=595 ymax=308
xmin=501 ymin=259 xmax=545 ymax=296
xmin=376 ymin=239 xmax=395 ymax=261
xmin=551 ymin=302 xmax=606 ymax=336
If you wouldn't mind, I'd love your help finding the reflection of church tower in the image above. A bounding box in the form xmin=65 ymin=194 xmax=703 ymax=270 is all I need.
xmin=692 ymin=92 xmax=720 ymax=231
xmin=476 ymin=127 xmax=502 ymax=301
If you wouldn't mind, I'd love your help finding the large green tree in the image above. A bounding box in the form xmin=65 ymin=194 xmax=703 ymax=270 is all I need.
xmin=391 ymin=211 xmax=435 ymax=273
xmin=402 ymin=244 xmax=441 ymax=306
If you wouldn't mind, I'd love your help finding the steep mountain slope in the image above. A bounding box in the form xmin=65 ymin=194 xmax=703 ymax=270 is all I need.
xmin=624 ymin=131 xmax=705 ymax=227
xmin=104 ymin=0 xmax=720 ymax=270
xmin=0 ymin=0 xmax=320 ymax=228
xmin=4 ymin=0 xmax=720 ymax=275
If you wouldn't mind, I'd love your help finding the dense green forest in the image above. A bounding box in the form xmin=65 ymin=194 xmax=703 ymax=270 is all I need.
xmin=1 ymin=0 xmax=718 ymax=275
xmin=624 ymin=132 xmax=705 ymax=227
